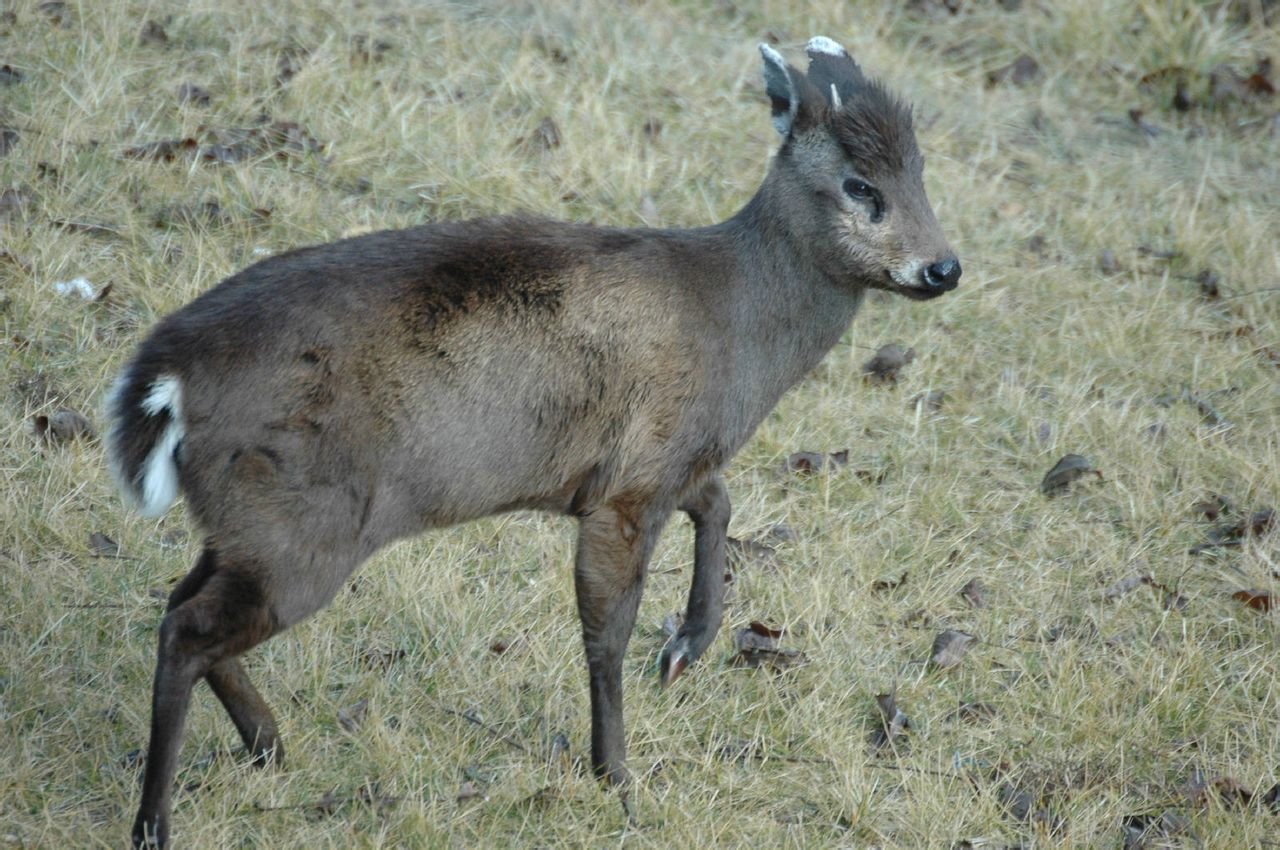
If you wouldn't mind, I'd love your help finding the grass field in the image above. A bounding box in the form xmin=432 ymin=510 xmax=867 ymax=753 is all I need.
xmin=2 ymin=0 xmax=1279 ymax=847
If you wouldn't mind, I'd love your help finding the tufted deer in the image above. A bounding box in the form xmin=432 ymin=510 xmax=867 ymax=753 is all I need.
xmin=110 ymin=37 xmax=959 ymax=848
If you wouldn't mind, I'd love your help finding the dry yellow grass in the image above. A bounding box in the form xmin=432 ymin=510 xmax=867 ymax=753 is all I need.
xmin=2 ymin=0 xmax=1278 ymax=847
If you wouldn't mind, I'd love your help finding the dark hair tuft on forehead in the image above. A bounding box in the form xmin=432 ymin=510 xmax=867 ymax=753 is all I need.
xmin=831 ymin=79 xmax=921 ymax=177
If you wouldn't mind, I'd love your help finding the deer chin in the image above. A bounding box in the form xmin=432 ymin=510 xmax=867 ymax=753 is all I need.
xmin=881 ymin=269 xmax=948 ymax=301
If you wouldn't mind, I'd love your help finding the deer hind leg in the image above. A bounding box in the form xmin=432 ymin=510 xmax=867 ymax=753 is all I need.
xmin=162 ymin=549 xmax=282 ymax=768
xmin=659 ymin=475 xmax=730 ymax=686
xmin=574 ymin=501 xmax=669 ymax=787
xmin=132 ymin=553 xmax=278 ymax=850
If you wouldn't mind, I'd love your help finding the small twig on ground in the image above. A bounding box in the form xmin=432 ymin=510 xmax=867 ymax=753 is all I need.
xmin=430 ymin=700 xmax=529 ymax=753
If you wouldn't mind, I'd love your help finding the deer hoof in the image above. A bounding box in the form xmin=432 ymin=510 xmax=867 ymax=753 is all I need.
xmin=658 ymin=641 xmax=690 ymax=688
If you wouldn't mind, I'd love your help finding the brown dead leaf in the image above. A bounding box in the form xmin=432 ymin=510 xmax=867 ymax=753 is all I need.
xmin=177 ymin=82 xmax=211 ymax=105
xmin=946 ymin=701 xmax=996 ymax=723
xmin=733 ymin=622 xmax=804 ymax=671
xmin=123 ymin=137 xmax=197 ymax=161
xmin=987 ymin=54 xmax=1040 ymax=87
xmin=547 ymin=731 xmax=571 ymax=774
xmin=930 ymin=629 xmax=976 ymax=669
xmin=908 ymin=389 xmax=946 ymax=411
xmin=1191 ymin=494 xmax=1233 ymax=521
xmin=521 ymin=116 xmax=561 ymax=151
xmin=1232 ymin=590 xmax=1274 ymax=612
xmin=1098 ymin=248 xmax=1123 ymax=275
xmin=782 ymin=449 xmax=848 ymax=475
xmin=869 ymin=691 xmax=909 ymax=750
xmin=726 ymin=536 xmax=778 ymax=571
xmin=1 ymin=186 xmax=34 ymax=222
xmin=863 ymin=343 xmax=915 ymax=384
xmin=959 ymin=578 xmax=986 ymax=608
xmin=0 ymin=126 xmax=17 ymax=158
xmin=456 ymin=779 xmax=485 ymax=803
xmin=88 ymin=531 xmax=121 ymax=557
xmin=358 ymin=646 xmax=405 ymax=671
xmin=1191 ymin=508 xmax=1276 ymax=553
xmin=138 ymin=19 xmax=168 ymax=46
xmin=32 ymin=409 xmax=95 ymax=445
xmin=351 ymin=34 xmax=394 ymax=65
xmin=1122 ymin=810 xmax=1195 ymax=849
xmin=1040 ymin=453 xmax=1102 ymax=495
xmin=337 ymin=697 xmax=369 ymax=732
xmin=871 ymin=572 xmax=908 ymax=593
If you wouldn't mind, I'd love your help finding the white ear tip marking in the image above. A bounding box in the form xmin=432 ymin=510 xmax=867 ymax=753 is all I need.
xmin=830 ymin=83 xmax=842 ymax=110
xmin=806 ymin=36 xmax=847 ymax=57
xmin=759 ymin=43 xmax=785 ymax=65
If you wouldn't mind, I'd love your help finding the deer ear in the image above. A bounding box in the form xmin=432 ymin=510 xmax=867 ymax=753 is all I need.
xmin=759 ymin=44 xmax=801 ymax=137
xmin=805 ymin=36 xmax=866 ymax=111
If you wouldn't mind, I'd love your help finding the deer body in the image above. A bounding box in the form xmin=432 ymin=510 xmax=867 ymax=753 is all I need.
xmin=113 ymin=38 xmax=958 ymax=848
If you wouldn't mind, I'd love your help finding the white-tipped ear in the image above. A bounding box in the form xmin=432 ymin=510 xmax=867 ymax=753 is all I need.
xmin=829 ymin=83 xmax=842 ymax=111
xmin=759 ymin=43 xmax=800 ymax=137
xmin=806 ymin=36 xmax=848 ymax=58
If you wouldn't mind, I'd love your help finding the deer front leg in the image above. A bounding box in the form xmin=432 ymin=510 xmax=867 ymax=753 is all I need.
xmin=574 ymin=501 xmax=667 ymax=786
xmin=659 ymin=475 xmax=729 ymax=687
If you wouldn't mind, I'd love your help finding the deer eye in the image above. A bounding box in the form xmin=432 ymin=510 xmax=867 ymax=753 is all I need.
xmin=843 ymin=178 xmax=875 ymax=199
xmin=842 ymin=178 xmax=884 ymax=222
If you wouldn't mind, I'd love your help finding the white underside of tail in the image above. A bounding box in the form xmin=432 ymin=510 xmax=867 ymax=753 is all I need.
xmin=135 ymin=375 xmax=185 ymax=518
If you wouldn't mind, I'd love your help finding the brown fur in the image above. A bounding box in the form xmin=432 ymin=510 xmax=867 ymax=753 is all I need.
xmin=112 ymin=39 xmax=958 ymax=848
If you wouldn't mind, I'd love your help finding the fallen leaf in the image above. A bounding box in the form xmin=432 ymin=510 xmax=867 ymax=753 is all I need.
xmin=350 ymin=34 xmax=393 ymax=64
xmin=177 ymin=82 xmax=211 ymax=105
xmin=863 ymin=343 xmax=916 ymax=384
xmin=871 ymin=572 xmax=908 ymax=592
xmin=1191 ymin=508 xmax=1275 ymax=553
xmin=1040 ymin=454 xmax=1102 ymax=495
xmin=1121 ymin=810 xmax=1195 ymax=849
xmin=88 ymin=531 xmax=120 ymax=557
xmin=1098 ymin=248 xmax=1122 ymax=275
xmin=1191 ymin=494 xmax=1233 ymax=521
xmin=32 ymin=409 xmax=95 ymax=445
xmin=0 ymin=126 xmax=17 ymax=158
xmin=869 ymin=692 xmax=909 ymax=750
xmin=546 ymin=732 xmax=571 ymax=774
xmin=337 ymin=697 xmax=369 ymax=732
xmin=726 ymin=536 xmax=778 ymax=571
xmin=782 ymin=449 xmax=849 ymax=475
xmin=986 ymin=54 xmax=1040 ymax=87
xmin=1262 ymin=782 xmax=1279 ymax=813
xmin=522 ymin=116 xmax=561 ymax=151
xmin=946 ymin=701 xmax=996 ymax=722
xmin=733 ymin=622 xmax=804 ymax=671
xmin=959 ymin=578 xmax=986 ymax=608
xmin=138 ymin=19 xmax=168 ymax=46
xmin=456 ymin=779 xmax=485 ymax=803
xmin=930 ymin=629 xmax=976 ymax=669
xmin=1102 ymin=573 xmax=1155 ymax=601
xmin=358 ymin=646 xmax=405 ymax=671
xmin=908 ymin=389 xmax=946 ymax=411
xmin=1232 ymin=590 xmax=1274 ymax=612
xmin=123 ymin=137 xmax=197 ymax=161
xmin=38 ymin=0 xmax=71 ymax=27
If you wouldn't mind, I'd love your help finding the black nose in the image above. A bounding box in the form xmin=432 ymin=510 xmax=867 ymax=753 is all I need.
xmin=922 ymin=257 xmax=962 ymax=291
